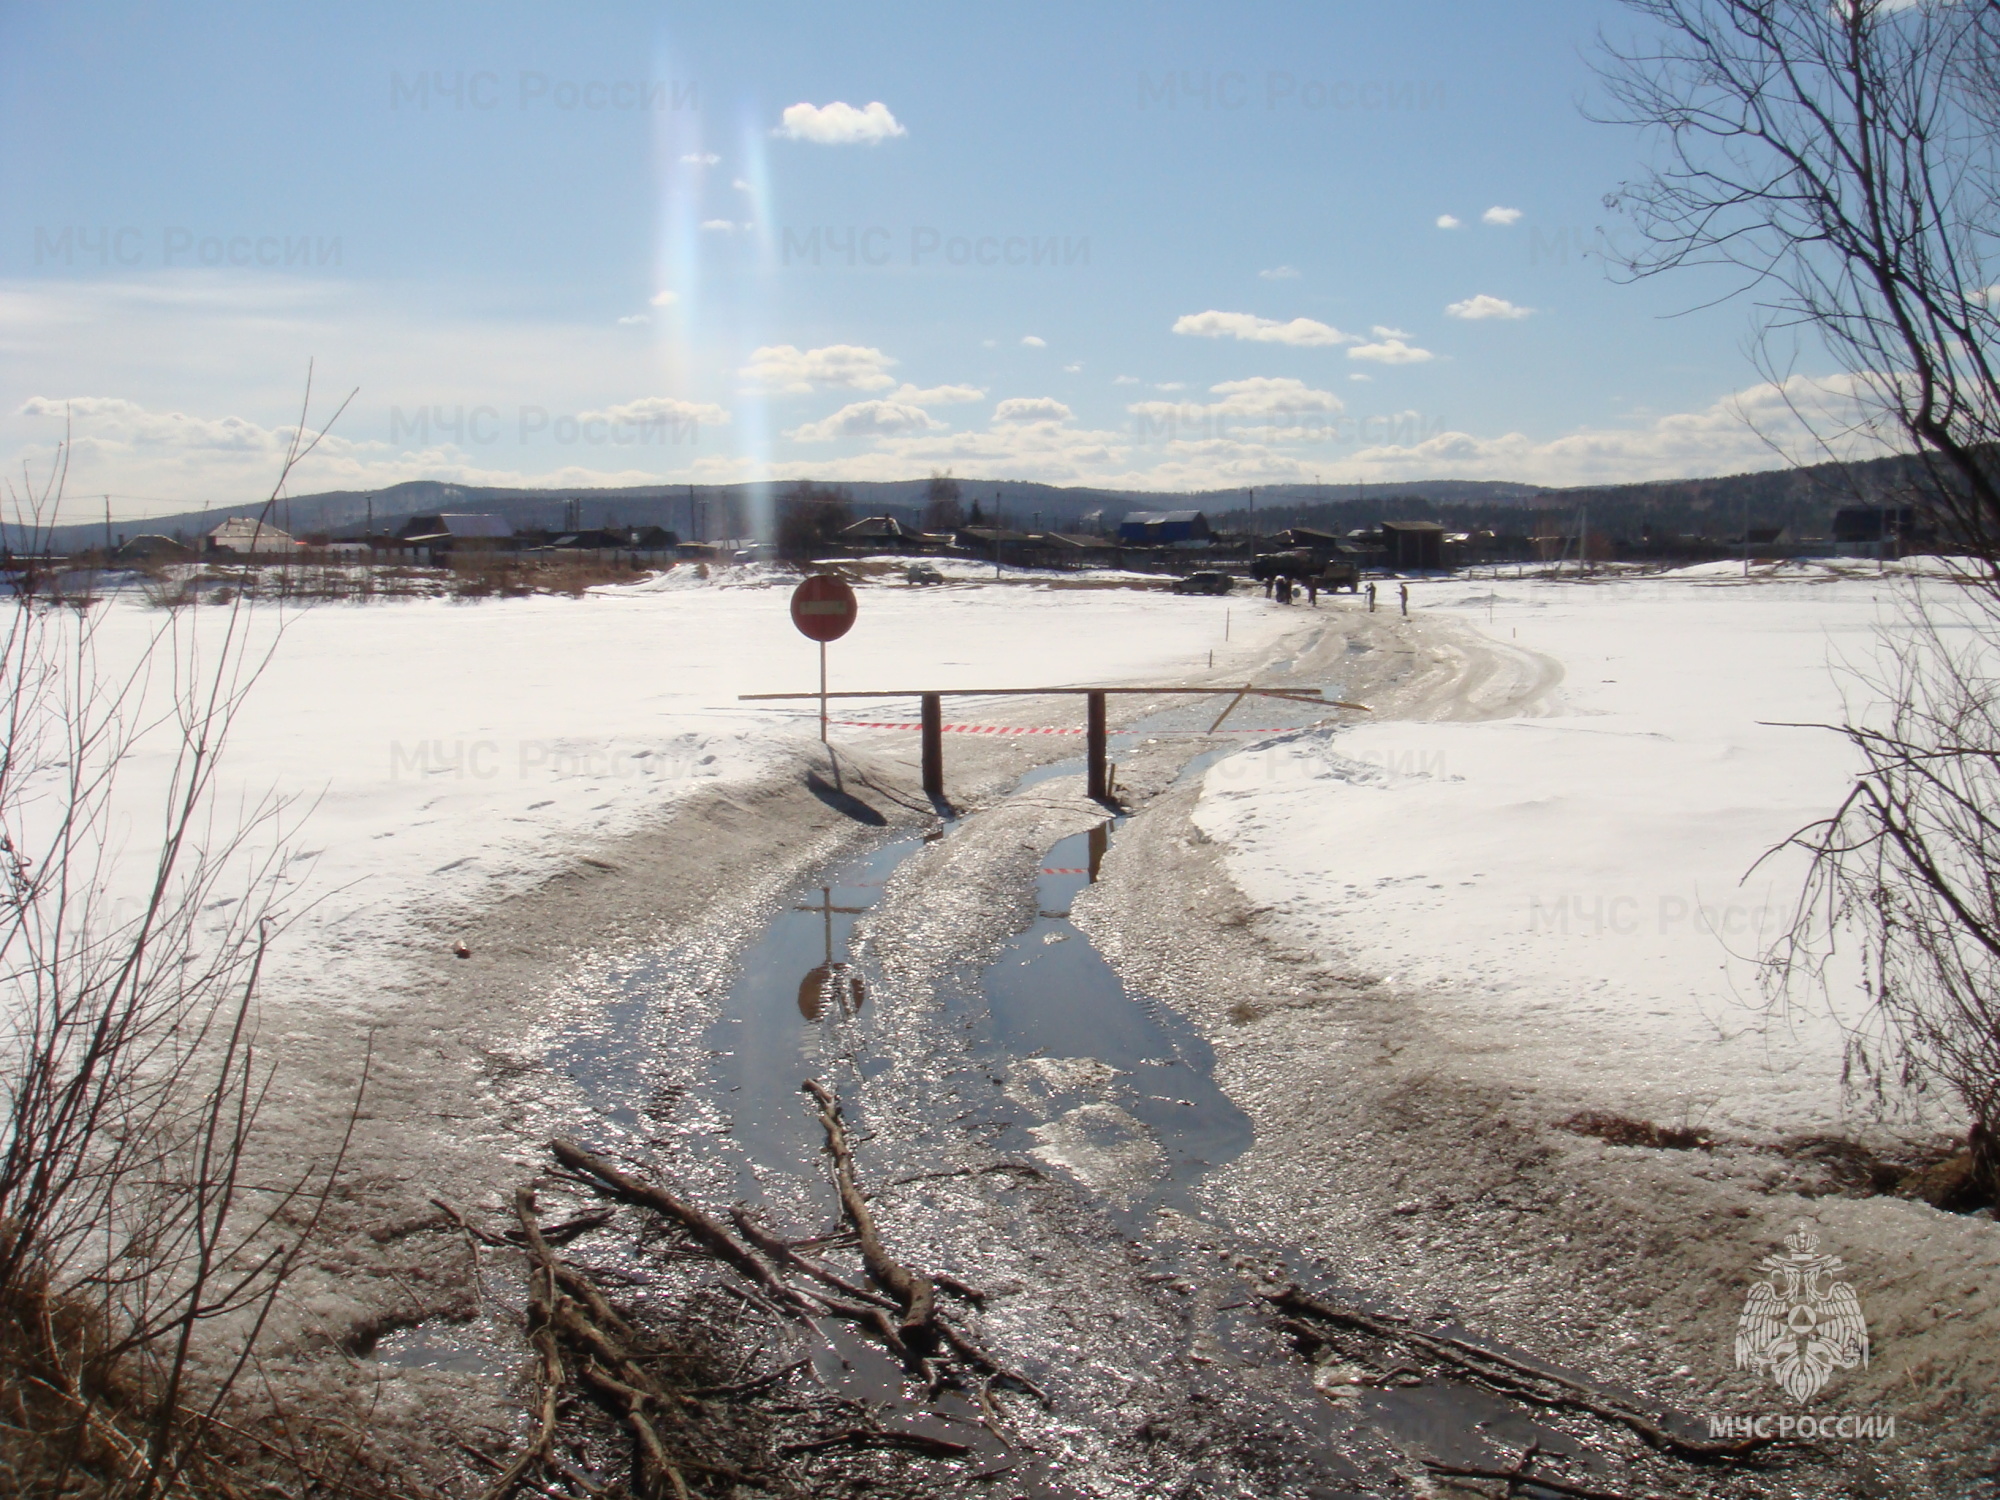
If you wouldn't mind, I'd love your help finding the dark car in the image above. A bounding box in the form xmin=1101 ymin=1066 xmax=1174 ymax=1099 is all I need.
xmin=1171 ymin=571 xmax=1234 ymax=595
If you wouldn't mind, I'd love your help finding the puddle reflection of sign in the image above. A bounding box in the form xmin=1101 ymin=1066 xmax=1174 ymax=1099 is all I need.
xmin=790 ymin=574 xmax=857 ymax=642
xmin=798 ymin=963 xmax=865 ymax=1020
xmin=797 ymin=886 xmax=866 ymax=1020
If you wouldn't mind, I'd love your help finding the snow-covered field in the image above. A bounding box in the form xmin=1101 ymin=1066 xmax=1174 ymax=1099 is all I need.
xmin=44 ymin=555 xmax=1959 ymax=1141
xmin=1194 ymin=561 xmax=1946 ymax=1138
xmin=64 ymin=566 xmax=1289 ymax=1004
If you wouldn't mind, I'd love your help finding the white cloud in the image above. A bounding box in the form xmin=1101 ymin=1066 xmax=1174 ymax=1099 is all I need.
xmin=1259 ymin=265 xmax=1301 ymax=280
xmin=1112 ymin=375 xmax=1140 ymax=385
xmin=1171 ymin=310 xmax=1354 ymax=347
xmin=739 ymin=343 xmax=897 ymax=393
xmin=775 ymin=100 xmax=907 ymax=145
xmin=1203 ymin=377 xmax=1344 ymax=416
xmin=7 ymin=390 xmax=733 ymax=503
xmin=1371 ymin=324 xmax=1411 ymax=340
xmin=785 ymin=400 xmax=939 ymax=442
xmin=700 ymin=219 xmax=739 ymax=232
xmin=1128 ymin=376 xmax=1345 ymax=429
xmin=992 ymin=397 xmax=1073 ymax=424
xmin=8 ymin=274 xmax=1908 ymax=504
xmin=680 ymin=152 xmax=720 ymax=166
xmin=1062 ymin=362 xmax=1082 ymax=373
xmin=1436 ymin=214 xmax=1463 ymax=230
xmin=18 ymin=395 xmax=292 ymax=456
xmin=889 ymin=382 xmax=985 ymax=406
xmin=1348 ymin=338 xmax=1435 ymax=365
xmin=1341 ymin=374 xmax=1889 ymax=485
xmin=1446 ymin=294 xmax=1532 ymax=321
xmin=1350 ymin=372 xmax=1374 ymax=382
xmin=732 ymin=177 xmax=754 ymax=194
xmin=617 ymin=314 xmax=650 ymax=327
xmin=755 ymin=401 xmax=1130 ymax=486
xmin=649 ymin=290 xmax=679 ymax=307
xmin=581 ymin=396 xmax=731 ymax=429
xmin=1482 ymin=205 xmax=1523 ymax=226
xmin=1021 ymin=335 xmax=1046 ymax=348
xmin=1155 ymin=382 xmax=1185 ymax=391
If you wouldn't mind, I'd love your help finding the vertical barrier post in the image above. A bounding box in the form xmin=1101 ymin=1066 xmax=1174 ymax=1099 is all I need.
xmin=1086 ymin=690 xmax=1108 ymax=801
xmin=920 ymin=693 xmax=944 ymax=800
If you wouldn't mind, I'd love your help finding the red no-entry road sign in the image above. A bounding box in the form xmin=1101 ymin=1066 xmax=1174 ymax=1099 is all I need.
xmin=791 ymin=573 xmax=857 ymax=743
xmin=791 ymin=574 xmax=857 ymax=642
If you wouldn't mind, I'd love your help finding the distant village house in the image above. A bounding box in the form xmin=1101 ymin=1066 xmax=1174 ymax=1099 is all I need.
xmin=206 ymin=517 xmax=298 ymax=558
xmin=1117 ymin=510 xmax=1212 ymax=546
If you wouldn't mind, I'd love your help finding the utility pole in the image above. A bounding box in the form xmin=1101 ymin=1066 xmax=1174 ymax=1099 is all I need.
xmin=103 ymin=496 xmax=111 ymax=556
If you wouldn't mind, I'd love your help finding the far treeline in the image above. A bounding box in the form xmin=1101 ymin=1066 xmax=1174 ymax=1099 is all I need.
xmin=1205 ymin=450 xmax=1959 ymax=547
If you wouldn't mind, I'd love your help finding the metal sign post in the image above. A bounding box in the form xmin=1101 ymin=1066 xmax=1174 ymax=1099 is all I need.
xmin=789 ymin=574 xmax=858 ymax=742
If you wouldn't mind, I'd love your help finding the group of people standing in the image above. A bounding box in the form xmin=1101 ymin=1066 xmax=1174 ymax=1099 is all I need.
xmin=1264 ymin=574 xmax=1412 ymax=616
xmin=1264 ymin=573 xmax=1319 ymax=606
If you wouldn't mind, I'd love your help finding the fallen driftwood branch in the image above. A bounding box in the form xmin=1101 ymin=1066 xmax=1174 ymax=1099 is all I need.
xmin=481 ymin=1086 xmax=1055 ymax=1494
xmin=551 ymin=1139 xmax=794 ymax=1303
xmin=778 ymin=1428 xmax=974 ymax=1459
xmin=507 ymin=1208 xmax=616 ymax=1246
xmin=552 ymin=1138 xmax=915 ymax=1358
xmin=884 ymin=1162 xmax=1047 ymax=1189
xmin=1424 ymin=1446 xmax=1644 ymax=1500
xmin=525 ymin=1192 xmax=696 ymax=1500
xmin=1269 ymin=1286 xmax=1765 ymax=1462
xmin=684 ymin=1358 xmax=810 ymax=1400
xmin=803 ymin=1079 xmax=937 ymax=1342
xmin=477 ymin=1191 xmax=566 ymax=1500
xmin=729 ymin=1207 xmax=897 ymax=1311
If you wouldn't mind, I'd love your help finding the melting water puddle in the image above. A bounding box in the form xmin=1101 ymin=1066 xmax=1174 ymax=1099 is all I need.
xmin=547 ymin=809 xmax=1249 ymax=1220
xmin=976 ymin=818 xmax=1252 ymax=1220
xmin=694 ymin=833 xmax=927 ymax=1193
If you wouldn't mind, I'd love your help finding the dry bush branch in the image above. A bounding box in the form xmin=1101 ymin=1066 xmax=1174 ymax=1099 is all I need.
xmin=1599 ymin=0 xmax=2000 ymax=1204
xmin=0 ymin=372 xmax=400 ymax=1499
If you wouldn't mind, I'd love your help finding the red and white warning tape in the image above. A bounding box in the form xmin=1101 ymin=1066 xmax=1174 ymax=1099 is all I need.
xmin=829 ymin=719 xmax=1319 ymax=736
xmin=832 ymin=719 xmax=1081 ymax=735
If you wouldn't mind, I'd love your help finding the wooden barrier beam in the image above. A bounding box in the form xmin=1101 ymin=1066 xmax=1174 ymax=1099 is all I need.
xmin=734 ymin=683 xmax=1372 ymax=805
xmin=744 ymin=688 xmax=1368 ymax=712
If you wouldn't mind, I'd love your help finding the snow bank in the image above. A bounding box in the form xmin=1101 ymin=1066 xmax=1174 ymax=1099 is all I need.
xmin=1194 ymin=572 xmax=1933 ymax=1136
xmin=66 ymin=574 xmax=1291 ymax=1007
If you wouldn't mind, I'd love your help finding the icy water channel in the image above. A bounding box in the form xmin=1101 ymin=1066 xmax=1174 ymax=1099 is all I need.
xmin=543 ymin=798 xmax=1252 ymax=1221
xmin=376 ymin=675 xmax=1716 ymax=1490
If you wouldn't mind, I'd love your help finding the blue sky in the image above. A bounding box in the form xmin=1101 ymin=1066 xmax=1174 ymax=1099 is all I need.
xmin=1 ymin=0 xmax=1859 ymax=520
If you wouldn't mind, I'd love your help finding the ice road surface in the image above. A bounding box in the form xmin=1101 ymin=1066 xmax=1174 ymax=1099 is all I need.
xmin=72 ymin=568 xmax=1289 ymax=1006
xmin=1194 ymin=565 xmax=1938 ymax=1136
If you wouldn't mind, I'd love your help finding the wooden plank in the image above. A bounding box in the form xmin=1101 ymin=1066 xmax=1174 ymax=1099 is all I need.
xmin=740 ymin=685 xmax=1349 ymax=703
